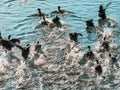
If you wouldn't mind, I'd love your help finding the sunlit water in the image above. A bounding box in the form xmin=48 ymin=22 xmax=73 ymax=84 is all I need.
xmin=0 ymin=0 xmax=120 ymax=90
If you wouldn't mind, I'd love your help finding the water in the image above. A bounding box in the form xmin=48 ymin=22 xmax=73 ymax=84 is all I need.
xmin=0 ymin=0 xmax=120 ymax=90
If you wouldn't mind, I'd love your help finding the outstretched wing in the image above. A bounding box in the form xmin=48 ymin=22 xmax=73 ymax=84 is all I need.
xmin=105 ymin=2 xmax=112 ymax=10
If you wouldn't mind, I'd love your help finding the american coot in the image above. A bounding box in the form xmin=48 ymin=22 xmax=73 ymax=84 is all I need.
xmin=49 ymin=16 xmax=62 ymax=28
xmin=98 ymin=2 xmax=112 ymax=19
xmin=109 ymin=53 xmax=119 ymax=68
xmin=69 ymin=32 xmax=83 ymax=42
xmin=0 ymin=34 xmax=14 ymax=51
xmin=16 ymin=44 xmax=31 ymax=60
xmin=51 ymin=6 xmax=71 ymax=15
xmin=35 ymin=41 xmax=42 ymax=52
xmin=98 ymin=5 xmax=106 ymax=19
xmin=40 ymin=16 xmax=49 ymax=26
xmin=86 ymin=46 xmax=94 ymax=60
xmin=95 ymin=60 xmax=102 ymax=75
xmin=86 ymin=19 xmax=96 ymax=33
xmin=102 ymin=37 xmax=110 ymax=51
xmin=0 ymin=39 xmax=14 ymax=51
xmin=31 ymin=8 xmax=48 ymax=17
xmin=8 ymin=35 xmax=20 ymax=45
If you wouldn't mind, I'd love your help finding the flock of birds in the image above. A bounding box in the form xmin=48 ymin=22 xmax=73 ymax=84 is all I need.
xmin=0 ymin=1 xmax=119 ymax=75
xmin=0 ymin=2 xmax=120 ymax=89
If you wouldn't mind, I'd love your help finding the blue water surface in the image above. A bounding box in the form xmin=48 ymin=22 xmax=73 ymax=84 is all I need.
xmin=0 ymin=0 xmax=120 ymax=46
xmin=0 ymin=0 xmax=120 ymax=90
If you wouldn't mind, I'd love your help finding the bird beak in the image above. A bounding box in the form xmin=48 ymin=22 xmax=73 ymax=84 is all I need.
xmin=15 ymin=42 xmax=20 ymax=45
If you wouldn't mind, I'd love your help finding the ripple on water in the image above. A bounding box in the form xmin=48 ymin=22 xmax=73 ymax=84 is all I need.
xmin=0 ymin=0 xmax=120 ymax=90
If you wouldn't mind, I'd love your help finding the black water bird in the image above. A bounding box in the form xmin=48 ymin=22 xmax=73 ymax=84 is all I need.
xmin=40 ymin=16 xmax=49 ymax=26
xmin=52 ymin=16 xmax=62 ymax=27
xmin=8 ymin=35 xmax=20 ymax=45
xmin=57 ymin=6 xmax=65 ymax=14
xmin=86 ymin=19 xmax=96 ymax=33
xmin=109 ymin=54 xmax=117 ymax=63
xmin=95 ymin=60 xmax=102 ymax=75
xmin=0 ymin=33 xmax=14 ymax=51
xmin=51 ymin=6 xmax=66 ymax=14
xmin=16 ymin=44 xmax=31 ymax=60
xmin=69 ymin=32 xmax=83 ymax=42
xmin=51 ymin=6 xmax=72 ymax=15
xmin=102 ymin=37 xmax=110 ymax=51
xmin=31 ymin=8 xmax=48 ymax=17
xmin=34 ymin=41 xmax=47 ymax=58
xmin=98 ymin=2 xmax=112 ymax=19
xmin=86 ymin=19 xmax=94 ymax=27
xmin=109 ymin=53 xmax=119 ymax=68
xmin=86 ymin=46 xmax=94 ymax=60
xmin=0 ymin=39 xmax=14 ymax=51
xmin=0 ymin=32 xmax=3 ymax=39
xmin=35 ymin=41 xmax=42 ymax=53
xmin=98 ymin=5 xmax=106 ymax=19
xmin=52 ymin=16 xmax=60 ymax=23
